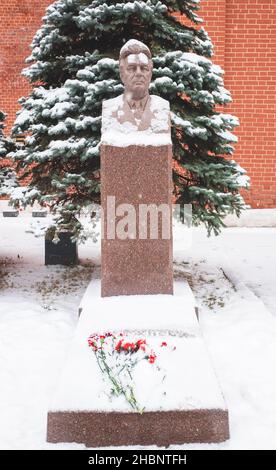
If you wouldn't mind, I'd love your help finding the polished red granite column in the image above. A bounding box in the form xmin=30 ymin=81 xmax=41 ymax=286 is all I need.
xmin=101 ymin=144 xmax=173 ymax=297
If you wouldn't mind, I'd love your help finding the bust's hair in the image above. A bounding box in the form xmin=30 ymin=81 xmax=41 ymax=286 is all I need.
xmin=119 ymin=39 xmax=152 ymax=62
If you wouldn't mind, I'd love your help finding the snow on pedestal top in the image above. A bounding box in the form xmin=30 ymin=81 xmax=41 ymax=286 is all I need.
xmin=101 ymin=94 xmax=172 ymax=147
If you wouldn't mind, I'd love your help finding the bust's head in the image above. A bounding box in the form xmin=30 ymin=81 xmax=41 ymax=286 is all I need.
xmin=119 ymin=39 xmax=153 ymax=100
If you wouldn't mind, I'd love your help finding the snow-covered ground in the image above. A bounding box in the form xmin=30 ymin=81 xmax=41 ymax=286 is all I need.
xmin=0 ymin=214 xmax=276 ymax=449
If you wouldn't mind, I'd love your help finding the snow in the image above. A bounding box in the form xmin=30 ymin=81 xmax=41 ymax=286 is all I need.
xmin=97 ymin=58 xmax=117 ymax=68
xmin=224 ymin=208 xmax=276 ymax=228
xmin=101 ymin=130 xmax=171 ymax=147
xmin=217 ymin=129 xmax=238 ymax=143
xmin=213 ymin=86 xmax=232 ymax=102
xmin=154 ymin=76 xmax=174 ymax=87
xmin=44 ymin=87 xmax=70 ymax=106
xmin=180 ymin=52 xmax=211 ymax=67
xmin=14 ymin=109 xmax=32 ymax=128
xmin=101 ymin=94 xmax=172 ymax=146
xmin=9 ymin=187 xmax=42 ymax=207
xmin=1 ymin=212 xmax=276 ymax=449
xmin=49 ymin=102 xmax=73 ymax=119
xmin=127 ymin=53 xmax=149 ymax=65
xmin=48 ymin=122 xmax=68 ymax=136
xmin=236 ymin=174 xmax=250 ymax=188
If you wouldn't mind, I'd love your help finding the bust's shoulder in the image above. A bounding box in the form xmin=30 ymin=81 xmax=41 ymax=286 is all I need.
xmin=150 ymin=95 xmax=170 ymax=110
xmin=102 ymin=94 xmax=123 ymax=110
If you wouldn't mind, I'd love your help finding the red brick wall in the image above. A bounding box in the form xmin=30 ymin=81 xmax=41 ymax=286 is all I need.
xmin=201 ymin=0 xmax=276 ymax=208
xmin=1 ymin=0 xmax=275 ymax=207
xmin=0 ymin=0 xmax=52 ymax=130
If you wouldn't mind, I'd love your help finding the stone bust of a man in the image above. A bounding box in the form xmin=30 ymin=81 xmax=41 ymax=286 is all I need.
xmin=101 ymin=39 xmax=171 ymax=146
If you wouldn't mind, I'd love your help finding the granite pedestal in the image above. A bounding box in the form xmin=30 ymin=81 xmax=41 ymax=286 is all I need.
xmin=101 ymin=144 xmax=173 ymax=297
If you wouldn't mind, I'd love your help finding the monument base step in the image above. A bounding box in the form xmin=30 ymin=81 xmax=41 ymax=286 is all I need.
xmin=47 ymin=409 xmax=229 ymax=447
xmin=47 ymin=280 xmax=229 ymax=447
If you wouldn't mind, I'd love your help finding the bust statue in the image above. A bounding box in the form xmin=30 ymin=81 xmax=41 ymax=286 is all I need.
xmin=101 ymin=39 xmax=171 ymax=146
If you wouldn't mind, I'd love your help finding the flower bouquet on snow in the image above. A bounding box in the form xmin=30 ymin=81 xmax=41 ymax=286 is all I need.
xmin=88 ymin=332 xmax=175 ymax=413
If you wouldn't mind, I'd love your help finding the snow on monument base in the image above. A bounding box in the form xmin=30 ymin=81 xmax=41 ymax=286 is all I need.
xmin=47 ymin=280 xmax=229 ymax=446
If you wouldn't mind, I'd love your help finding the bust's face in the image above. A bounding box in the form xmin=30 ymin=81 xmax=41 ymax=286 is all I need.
xmin=120 ymin=52 xmax=152 ymax=100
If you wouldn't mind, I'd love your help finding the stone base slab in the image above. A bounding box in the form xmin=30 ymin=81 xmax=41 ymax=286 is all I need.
xmin=47 ymin=409 xmax=229 ymax=447
xmin=47 ymin=280 xmax=229 ymax=447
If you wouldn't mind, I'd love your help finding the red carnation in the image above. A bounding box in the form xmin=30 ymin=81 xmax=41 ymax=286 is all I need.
xmin=88 ymin=338 xmax=98 ymax=351
xmin=148 ymin=353 xmax=157 ymax=364
xmin=123 ymin=342 xmax=135 ymax=352
xmin=115 ymin=339 xmax=123 ymax=352
xmin=136 ymin=339 xmax=146 ymax=347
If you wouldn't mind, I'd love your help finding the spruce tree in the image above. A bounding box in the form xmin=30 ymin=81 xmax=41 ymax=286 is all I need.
xmin=0 ymin=111 xmax=17 ymax=197
xmin=12 ymin=0 xmax=249 ymax=239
